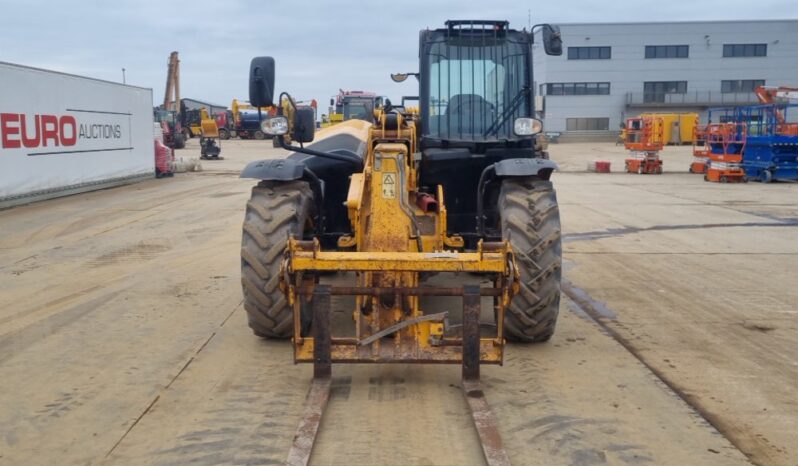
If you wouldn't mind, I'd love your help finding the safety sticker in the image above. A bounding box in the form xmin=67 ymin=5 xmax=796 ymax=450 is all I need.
xmin=382 ymin=172 xmax=396 ymax=199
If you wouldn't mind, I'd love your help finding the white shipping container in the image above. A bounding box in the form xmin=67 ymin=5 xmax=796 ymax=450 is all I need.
xmin=0 ymin=62 xmax=155 ymax=207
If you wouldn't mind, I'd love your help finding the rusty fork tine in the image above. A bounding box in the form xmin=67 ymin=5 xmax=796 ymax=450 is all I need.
xmin=462 ymin=285 xmax=512 ymax=466
xmin=286 ymin=379 xmax=331 ymax=466
xmin=286 ymin=285 xmax=332 ymax=466
xmin=463 ymin=381 xmax=511 ymax=466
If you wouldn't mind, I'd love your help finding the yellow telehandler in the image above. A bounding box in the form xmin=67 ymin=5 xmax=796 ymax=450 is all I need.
xmin=240 ymin=20 xmax=563 ymax=466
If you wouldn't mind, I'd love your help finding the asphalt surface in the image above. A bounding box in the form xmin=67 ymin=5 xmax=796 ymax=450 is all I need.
xmin=1 ymin=138 xmax=795 ymax=465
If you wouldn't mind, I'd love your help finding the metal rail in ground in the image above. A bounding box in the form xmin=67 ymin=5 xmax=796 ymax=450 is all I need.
xmin=284 ymin=284 xmax=512 ymax=466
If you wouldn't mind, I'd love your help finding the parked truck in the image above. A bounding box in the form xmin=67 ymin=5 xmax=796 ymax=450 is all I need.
xmin=231 ymin=98 xmax=276 ymax=139
xmin=323 ymin=90 xmax=384 ymax=126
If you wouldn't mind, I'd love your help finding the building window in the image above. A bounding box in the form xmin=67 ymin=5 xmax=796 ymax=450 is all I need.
xmin=723 ymin=44 xmax=767 ymax=57
xmin=645 ymin=45 xmax=689 ymax=58
xmin=546 ymin=82 xmax=610 ymax=96
xmin=643 ymin=81 xmax=687 ymax=103
xmin=566 ymin=117 xmax=610 ymax=131
xmin=567 ymin=46 xmax=611 ymax=60
xmin=721 ymin=79 xmax=765 ymax=93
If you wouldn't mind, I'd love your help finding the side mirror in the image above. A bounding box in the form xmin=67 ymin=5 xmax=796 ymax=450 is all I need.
xmin=391 ymin=73 xmax=409 ymax=83
xmin=249 ymin=57 xmax=275 ymax=107
xmin=542 ymin=25 xmax=562 ymax=56
xmin=391 ymin=72 xmax=419 ymax=82
xmin=292 ymin=107 xmax=315 ymax=143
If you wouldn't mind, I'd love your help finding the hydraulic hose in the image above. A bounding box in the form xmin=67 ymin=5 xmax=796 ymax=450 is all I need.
xmin=476 ymin=164 xmax=496 ymax=237
xmin=396 ymin=153 xmax=425 ymax=252
xmin=278 ymin=136 xmax=363 ymax=167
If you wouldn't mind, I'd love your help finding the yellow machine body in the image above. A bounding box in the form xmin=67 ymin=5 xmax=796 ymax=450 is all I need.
xmin=199 ymin=108 xmax=219 ymax=138
xmin=281 ymin=114 xmax=518 ymax=365
xmin=639 ymin=112 xmax=698 ymax=145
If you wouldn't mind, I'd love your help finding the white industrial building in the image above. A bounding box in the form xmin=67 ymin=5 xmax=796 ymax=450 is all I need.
xmin=533 ymin=19 xmax=798 ymax=138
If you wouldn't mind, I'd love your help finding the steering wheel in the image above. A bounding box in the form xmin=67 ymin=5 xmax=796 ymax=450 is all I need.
xmin=447 ymin=94 xmax=493 ymax=117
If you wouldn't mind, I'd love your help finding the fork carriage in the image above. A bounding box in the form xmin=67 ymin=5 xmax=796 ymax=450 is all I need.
xmin=283 ymin=238 xmax=518 ymax=370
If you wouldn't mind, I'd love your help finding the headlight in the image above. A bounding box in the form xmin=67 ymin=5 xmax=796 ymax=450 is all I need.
xmin=261 ymin=116 xmax=288 ymax=135
xmin=514 ymin=117 xmax=543 ymax=136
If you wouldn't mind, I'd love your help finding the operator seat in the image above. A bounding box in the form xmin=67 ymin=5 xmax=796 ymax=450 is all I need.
xmin=445 ymin=94 xmax=495 ymax=136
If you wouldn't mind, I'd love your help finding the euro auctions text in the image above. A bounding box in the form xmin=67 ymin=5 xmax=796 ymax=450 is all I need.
xmin=0 ymin=113 xmax=123 ymax=149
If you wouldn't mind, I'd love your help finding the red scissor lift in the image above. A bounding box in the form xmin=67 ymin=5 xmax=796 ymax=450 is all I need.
xmin=624 ymin=116 xmax=664 ymax=174
xmin=690 ymin=125 xmax=709 ymax=174
xmin=704 ymin=122 xmax=747 ymax=183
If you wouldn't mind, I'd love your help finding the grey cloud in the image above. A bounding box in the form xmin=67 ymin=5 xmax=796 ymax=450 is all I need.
xmin=1 ymin=0 xmax=794 ymax=110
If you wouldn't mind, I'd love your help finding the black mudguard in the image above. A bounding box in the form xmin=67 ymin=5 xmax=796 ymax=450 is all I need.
xmin=240 ymin=158 xmax=306 ymax=181
xmin=493 ymin=158 xmax=558 ymax=180
xmin=239 ymin=132 xmax=367 ymax=242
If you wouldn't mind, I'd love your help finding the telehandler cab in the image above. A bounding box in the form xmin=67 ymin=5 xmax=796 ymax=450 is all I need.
xmin=240 ymin=20 xmax=563 ymax=465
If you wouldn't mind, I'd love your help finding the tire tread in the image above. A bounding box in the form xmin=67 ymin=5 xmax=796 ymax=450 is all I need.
xmin=240 ymin=181 xmax=313 ymax=338
xmin=500 ymin=178 xmax=562 ymax=342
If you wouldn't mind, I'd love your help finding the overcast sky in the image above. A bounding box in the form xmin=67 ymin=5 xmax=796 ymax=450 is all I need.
xmin=1 ymin=0 xmax=794 ymax=112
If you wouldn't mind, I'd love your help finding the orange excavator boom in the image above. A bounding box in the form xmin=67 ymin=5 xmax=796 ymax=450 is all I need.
xmin=754 ymin=85 xmax=798 ymax=125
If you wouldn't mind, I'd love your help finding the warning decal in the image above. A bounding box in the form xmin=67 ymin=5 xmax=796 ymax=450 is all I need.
xmin=382 ymin=172 xmax=396 ymax=199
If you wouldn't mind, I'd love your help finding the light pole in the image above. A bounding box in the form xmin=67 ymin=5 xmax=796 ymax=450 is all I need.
xmin=122 ymin=68 xmax=126 ymax=84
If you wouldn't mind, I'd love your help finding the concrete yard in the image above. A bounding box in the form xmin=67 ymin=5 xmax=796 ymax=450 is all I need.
xmin=1 ymin=139 xmax=796 ymax=465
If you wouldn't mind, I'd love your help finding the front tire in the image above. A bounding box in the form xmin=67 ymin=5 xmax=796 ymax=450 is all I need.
xmin=499 ymin=179 xmax=562 ymax=342
xmin=241 ymin=181 xmax=315 ymax=338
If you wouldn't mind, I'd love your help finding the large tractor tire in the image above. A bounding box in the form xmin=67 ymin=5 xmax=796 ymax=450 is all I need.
xmin=241 ymin=181 xmax=315 ymax=338
xmin=499 ymin=178 xmax=562 ymax=342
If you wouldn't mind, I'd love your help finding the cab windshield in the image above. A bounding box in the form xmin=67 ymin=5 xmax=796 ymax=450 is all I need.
xmin=154 ymin=111 xmax=175 ymax=123
xmin=424 ymin=33 xmax=529 ymax=141
xmin=343 ymin=98 xmax=373 ymax=121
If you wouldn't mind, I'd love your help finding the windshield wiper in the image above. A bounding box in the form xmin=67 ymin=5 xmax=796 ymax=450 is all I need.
xmin=483 ymin=87 xmax=529 ymax=137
